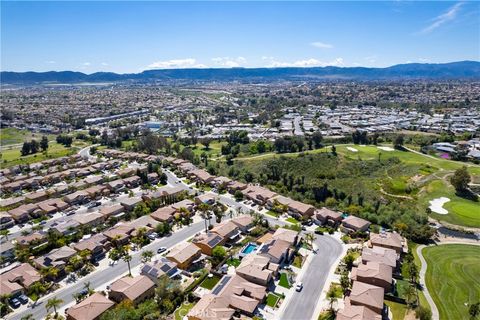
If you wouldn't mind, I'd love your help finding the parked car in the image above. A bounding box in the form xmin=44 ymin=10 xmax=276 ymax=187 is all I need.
xmin=17 ymin=294 xmax=29 ymax=304
xmin=157 ymin=247 xmax=167 ymax=254
xmin=295 ymin=282 xmax=303 ymax=292
xmin=9 ymin=298 xmax=21 ymax=308
xmin=148 ymin=233 xmax=158 ymax=240
xmin=87 ymin=201 xmax=101 ymax=209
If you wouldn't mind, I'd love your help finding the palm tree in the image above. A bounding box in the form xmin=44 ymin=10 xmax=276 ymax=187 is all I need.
xmin=41 ymin=266 xmax=59 ymax=280
xmin=108 ymin=248 xmax=121 ymax=264
xmin=198 ymin=203 xmax=211 ymax=233
xmin=121 ymin=245 xmax=132 ymax=275
xmin=141 ymin=250 xmax=154 ymax=264
xmin=0 ymin=229 xmax=10 ymax=241
xmin=83 ymin=281 xmax=91 ymax=293
xmin=305 ymin=233 xmax=316 ymax=248
xmin=326 ymin=288 xmax=338 ymax=312
xmin=45 ymin=297 xmax=63 ymax=316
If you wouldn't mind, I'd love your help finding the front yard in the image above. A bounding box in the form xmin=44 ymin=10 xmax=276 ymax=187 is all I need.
xmin=279 ymin=273 xmax=291 ymax=288
xmin=266 ymin=293 xmax=281 ymax=308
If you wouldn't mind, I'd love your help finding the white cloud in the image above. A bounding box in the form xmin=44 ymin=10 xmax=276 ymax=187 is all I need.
xmin=45 ymin=60 xmax=56 ymax=64
xmin=263 ymin=57 xmax=345 ymax=68
xmin=418 ymin=58 xmax=430 ymax=62
xmin=146 ymin=58 xmax=207 ymax=69
xmin=420 ymin=2 xmax=463 ymax=34
xmin=310 ymin=41 xmax=333 ymax=49
xmin=364 ymin=55 xmax=378 ymax=65
xmin=211 ymin=56 xmax=247 ymax=67
xmin=83 ymin=62 xmax=91 ymax=66
xmin=101 ymin=62 xmax=109 ymax=66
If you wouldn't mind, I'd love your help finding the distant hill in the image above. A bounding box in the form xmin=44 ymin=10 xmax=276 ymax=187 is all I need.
xmin=1 ymin=61 xmax=479 ymax=84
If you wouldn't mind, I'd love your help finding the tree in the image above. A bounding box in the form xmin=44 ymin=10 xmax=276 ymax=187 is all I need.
xmin=450 ymin=166 xmax=471 ymax=193
xmin=404 ymin=285 xmax=417 ymax=307
xmin=21 ymin=141 xmax=31 ymax=156
xmin=83 ymin=281 xmax=92 ymax=294
xmin=326 ymin=287 xmax=338 ymax=312
xmin=40 ymin=136 xmax=49 ymax=151
xmin=408 ymin=262 xmax=418 ymax=284
xmin=46 ymin=297 xmax=63 ymax=316
xmin=212 ymin=246 xmax=226 ymax=265
xmin=108 ymin=248 xmax=121 ymax=264
xmin=304 ymin=233 xmax=316 ymax=248
xmin=312 ymin=131 xmax=323 ymax=149
xmin=0 ymin=229 xmax=10 ymax=240
xmin=121 ymin=246 xmax=133 ymax=275
xmin=469 ymin=302 xmax=480 ymax=319
xmin=30 ymin=140 xmax=39 ymax=153
xmin=200 ymin=138 xmax=211 ymax=150
xmin=234 ymin=190 xmax=244 ymax=201
xmin=340 ymin=272 xmax=350 ymax=297
xmin=197 ymin=203 xmax=211 ymax=233
xmin=415 ymin=306 xmax=432 ymax=320
xmin=141 ymin=250 xmax=154 ymax=263
xmin=394 ymin=134 xmax=405 ymax=150
xmin=159 ymin=172 xmax=168 ymax=185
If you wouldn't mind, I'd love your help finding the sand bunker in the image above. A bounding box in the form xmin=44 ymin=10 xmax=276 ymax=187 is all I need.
xmin=347 ymin=147 xmax=358 ymax=152
xmin=378 ymin=146 xmax=395 ymax=151
xmin=429 ymin=197 xmax=450 ymax=215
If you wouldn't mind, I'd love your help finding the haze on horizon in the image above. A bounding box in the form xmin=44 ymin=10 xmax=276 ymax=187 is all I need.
xmin=1 ymin=1 xmax=479 ymax=73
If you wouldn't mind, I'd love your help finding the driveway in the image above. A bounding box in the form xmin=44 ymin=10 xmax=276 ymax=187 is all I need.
xmin=280 ymin=235 xmax=343 ymax=320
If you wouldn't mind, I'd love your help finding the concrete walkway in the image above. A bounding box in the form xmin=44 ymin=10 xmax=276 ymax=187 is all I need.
xmin=416 ymin=245 xmax=440 ymax=320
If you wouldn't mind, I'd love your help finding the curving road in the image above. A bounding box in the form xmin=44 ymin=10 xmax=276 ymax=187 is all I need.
xmin=281 ymin=235 xmax=343 ymax=320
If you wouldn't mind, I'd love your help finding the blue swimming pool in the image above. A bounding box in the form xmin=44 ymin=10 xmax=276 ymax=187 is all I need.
xmin=240 ymin=243 xmax=258 ymax=256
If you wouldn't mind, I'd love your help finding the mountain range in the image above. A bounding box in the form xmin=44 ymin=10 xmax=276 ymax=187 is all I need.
xmin=1 ymin=61 xmax=479 ymax=84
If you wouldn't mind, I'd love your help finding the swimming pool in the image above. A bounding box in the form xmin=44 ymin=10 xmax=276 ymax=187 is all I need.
xmin=239 ymin=243 xmax=258 ymax=257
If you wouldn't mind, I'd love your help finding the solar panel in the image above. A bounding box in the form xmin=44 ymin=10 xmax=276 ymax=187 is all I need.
xmin=212 ymin=275 xmax=231 ymax=295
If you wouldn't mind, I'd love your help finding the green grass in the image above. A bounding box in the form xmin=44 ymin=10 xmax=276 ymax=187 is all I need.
xmin=328 ymin=282 xmax=343 ymax=299
xmin=0 ymin=142 xmax=76 ymax=168
xmin=279 ymin=273 xmax=291 ymax=288
xmin=186 ymin=141 xmax=225 ymax=158
xmin=0 ymin=128 xmax=55 ymax=146
xmin=174 ymin=302 xmax=195 ymax=320
xmin=225 ymin=257 xmax=241 ymax=267
xmin=423 ymin=244 xmax=480 ymax=320
xmin=408 ymin=242 xmax=431 ymax=314
xmin=266 ymin=210 xmax=280 ymax=218
xmin=292 ymin=255 xmax=304 ymax=268
xmin=199 ymin=275 xmax=221 ymax=290
xmin=286 ymin=217 xmax=299 ymax=224
xmin=422 ymin=180 xmax=480 ymax=228
xmin=266 ymin=293 xmax=280 ymax=308
xmin=385 ymin=301 xmax=408 ymax=320
xmin=394 ymin=279 xmax=412 ymax=299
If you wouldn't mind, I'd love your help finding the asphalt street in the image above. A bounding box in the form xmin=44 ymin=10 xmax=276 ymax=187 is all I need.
xmin=281 ymin=235 xmax=343 ymax=320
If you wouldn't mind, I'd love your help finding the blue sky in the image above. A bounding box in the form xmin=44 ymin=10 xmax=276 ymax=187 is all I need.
xmin=1 ymin=1 xmax=479 ymax=73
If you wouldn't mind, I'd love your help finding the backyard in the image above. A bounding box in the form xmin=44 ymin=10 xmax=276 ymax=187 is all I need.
xmin=199 ymin=275 xmax=221 ymax=290
xmin=174 ymin=302 xmax=195 ymax=320
xmin=423 ymin=244 xmax=480 ymax=320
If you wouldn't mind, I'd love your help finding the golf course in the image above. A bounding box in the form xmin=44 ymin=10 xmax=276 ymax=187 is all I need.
xmin=423 ymin=244 xmax=480 ymax=320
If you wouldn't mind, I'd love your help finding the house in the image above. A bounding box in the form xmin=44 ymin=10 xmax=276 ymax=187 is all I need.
xmin=195 ymin=193 xmax=216 ymax=205
xmin=337 ymin=299 xmax=382 ymax=320
xmin=227 ymin=181 xmax=247 ymax=193
xmin=188 ymin=274 xmax=267 ymax=319
xmin=120 ymin=197 xmax=143 ymax=211
xmin=188 ymin=169 xmax=214 ymax=184
xmin=8 ymin=204 xmax=37 ymax=223
xmin=211 ymin=221 xmax=241 ymax=242
xmin=314 ymin=207 xmax=343 ymax=226
xmin=151 ymin=206 xmax=176 ymax=223
xmin=16 ymin=231 xmax=47 ymax=248
xmin=66 ymin=292 xmax=115 ymax=320
xmin=271 ymin=228 xmax=299 ymax=246
xmin=369 ymin=232 xmax=406 ymax=254
xmin=0 ymin=212 xmax=15 ymax=230
xmin=123 ymin=175 xmax=142 ymax=188
xmin=0 ymin=263 xmax=42 ymax=296
xmin=192 ymin=233 xmax=225 ymax=255
xmin=73 ymin=234 xmax=110 ymax=261
xmin=267 ymin=195 xmax=315 ymax=218
xmin=73 ymin=212 xmax=105 ymax=227
xmin=171 ymin=199 xmax=195 ymax=212
xmin=351 ymin=261 xmax=393 ymax=292
xmin=103 ymin=224 xmax=135 ymax=245
xmin=52 ymin=219 xmax=81 ymax=236
xmin=242 ymin=185 xmax=277 ymax=205
xmin=64 ymin=191 xmax=89 ymax=205
xmin=349 ymin=281 xmax=385 ymax=314
xmin=166 ymin=242 xmax=202 ymax=270
xmin=117 ymin=167 xmax=136 ymax=178
xmin=108 ymin=275 xmax=156 ymax=305
xmin=99 ymin=204 xmax=125 ymax=219
xmin=127 ymin=215 xmax=158 ymax=235
xmin=147 ymin=172 xmax=159 ymax=184
xmin=258 ymin=239 xmax=291 ymax=264
xmin=141 ymin=257 xmax=181 ymax=284
xmin=142 ymin=186 xmax=185 ymax=202
xmin=106 ymin=179 xmax=125 ymax=192
xmin=211 ymin=176 xmax=232 ymax=188
xmin=235 ymin=254 xmax=277 ymax=286
xmin=362 ymin=246 xmax=398 ymax=269
xmin=33 ymin=245 xmax=77 ymax=274
xmin=0 ymin=241 xmax=15 ymax=263
xmin=341 ymin=216 xmax=371 ymax=233
xmin=231 ymin=215 xmax=254 ymax=233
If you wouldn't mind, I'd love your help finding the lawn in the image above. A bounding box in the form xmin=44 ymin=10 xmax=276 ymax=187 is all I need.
xmin=225 ymin=257 xmax=241 ymax=267
xmin=266 ymin=210 xmax=279 ymax=218
xmin=394 ymin=279 xmax=412 ymax=299
xmin=385 ymin=301 xmax=408 ymax=320
xmin=0 ymin=128 xmax=55 ymax=146
xmin=199 ymin=275 xmax=221 ymax=290
xmin=0 ymin=142 xmax=77 ymax=168
xmin=423 ymin=244 xmax=480 ymax=320
xmin=286 ymin=217 xmax=299 ymax=224
xmin=408 ymin=242 xmax=431 ymax=314
xmin=174 ymin=302 xmax=195 ymax=320
xmin=266 ymin=293 xmax=281 ymax=308
xmin=421 ymin=179 xmax=480 ymax=228
xmin=292 ymin=255 xmax=304 ymax=268
xmin=278 ymin=273 xmax=291 ymax=288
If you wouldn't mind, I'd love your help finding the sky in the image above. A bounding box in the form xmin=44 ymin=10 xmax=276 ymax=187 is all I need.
xmin=1 ymin=1 xmax=479 ymax=73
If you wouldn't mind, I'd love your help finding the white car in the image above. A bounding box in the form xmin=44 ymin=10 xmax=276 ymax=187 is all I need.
xmin=295 ymin=282 xmax=303 ymax=292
